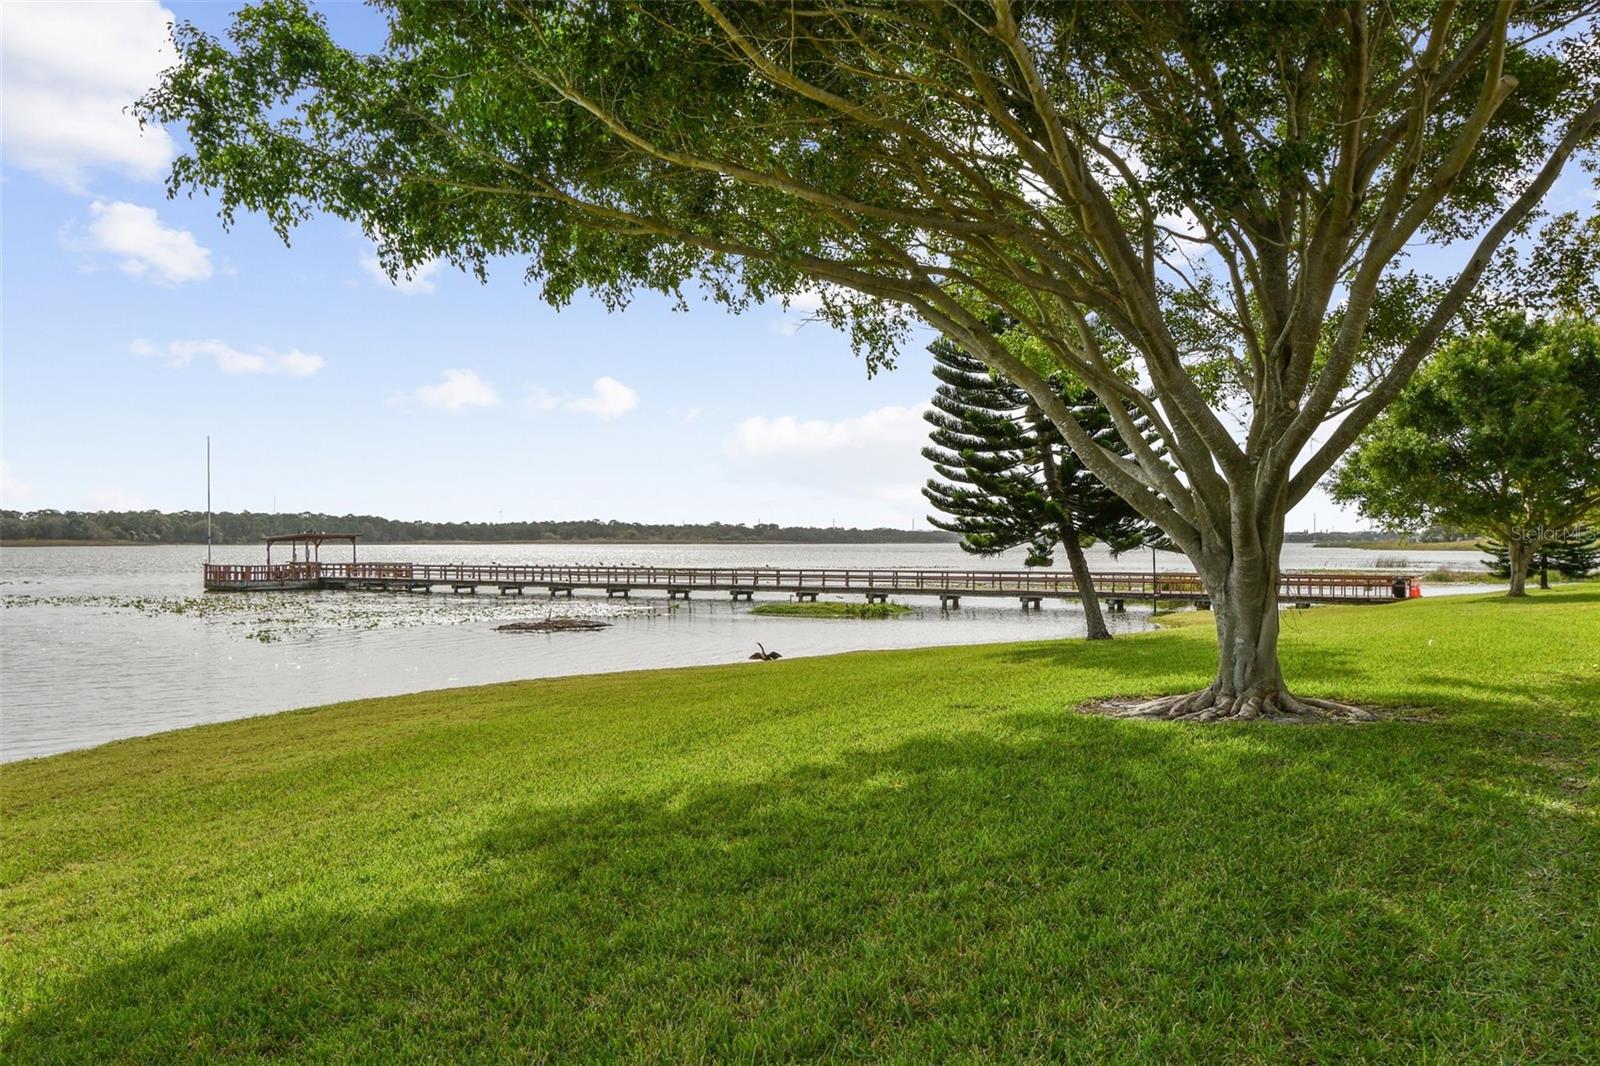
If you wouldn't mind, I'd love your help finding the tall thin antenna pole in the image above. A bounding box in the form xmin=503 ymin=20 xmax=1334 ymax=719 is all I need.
xmin=206 ymin=435 xmax=213 ymax=565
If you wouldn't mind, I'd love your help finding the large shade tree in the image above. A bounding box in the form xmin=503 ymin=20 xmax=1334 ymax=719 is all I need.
xmin=1331 ymin=314 xmax=1600 ymax=597
xmin=141 ymin=0 xmax=1600 ymax=720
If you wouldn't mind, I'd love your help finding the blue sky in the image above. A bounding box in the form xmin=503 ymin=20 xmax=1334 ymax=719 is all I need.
xmin=1 ymin=2 xmax=1592 ymax=532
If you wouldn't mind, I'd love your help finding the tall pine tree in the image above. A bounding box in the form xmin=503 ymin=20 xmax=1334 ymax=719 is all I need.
xmin=923 ymin=337 xmax=1158 ymax=640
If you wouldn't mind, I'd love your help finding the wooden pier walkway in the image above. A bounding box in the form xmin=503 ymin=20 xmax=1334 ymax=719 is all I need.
xmin=203 ymin=561 xmax=1419 ymax=607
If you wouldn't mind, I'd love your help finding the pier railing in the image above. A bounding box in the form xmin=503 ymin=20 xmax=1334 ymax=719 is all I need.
xmin=205 ymin=562 xmax=1417 ymax=602
xmin=201 ymin=562 xmax=323 ymax=585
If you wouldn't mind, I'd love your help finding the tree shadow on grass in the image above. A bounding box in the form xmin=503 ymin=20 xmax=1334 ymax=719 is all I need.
xmin=7 ymin=721 xmax=1593 ymax=1063
xmin=996 ymin=628 xmax=1372 ymax=704
xmin=1001 ymin=600 xmax=1597 ymax=727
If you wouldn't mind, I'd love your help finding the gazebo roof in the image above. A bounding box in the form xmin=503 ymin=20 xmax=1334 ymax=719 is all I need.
xmin=263 ymin=532 xmax=361 ymax=545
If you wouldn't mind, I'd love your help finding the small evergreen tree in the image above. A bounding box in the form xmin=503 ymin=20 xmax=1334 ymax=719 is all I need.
xmin=923 ymin=336 xmax=1158 ymax=640
xmin=1545 ymin=526 xmax=1600 ymax=581
xmin=1481 ymin=525 xmax=1600 ymax=586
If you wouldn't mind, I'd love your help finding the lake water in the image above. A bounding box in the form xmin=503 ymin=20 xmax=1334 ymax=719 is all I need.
xmin=0 ymin=541 xmax=1493 ymax=761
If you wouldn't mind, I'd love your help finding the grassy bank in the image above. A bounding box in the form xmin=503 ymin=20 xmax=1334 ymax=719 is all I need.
xmin=749 ymin=600 xmax=912 ymax=619
xmin=4 ymin=589 xmax=1597 ymax=1061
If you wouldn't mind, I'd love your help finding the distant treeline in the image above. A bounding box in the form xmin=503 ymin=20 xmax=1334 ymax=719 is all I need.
xmin=1283 ymin=526 xmax=1469 ymax=544
xmin=1 ymin=510 xmax=958 ymax=546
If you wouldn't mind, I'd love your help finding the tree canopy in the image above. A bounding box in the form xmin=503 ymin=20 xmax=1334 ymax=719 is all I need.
xmin=1330 ymin=314 xmax=1600 ymax=595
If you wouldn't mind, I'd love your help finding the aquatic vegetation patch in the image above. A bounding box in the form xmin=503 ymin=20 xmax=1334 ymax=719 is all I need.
xmin=496 ymin=618 xmax=614 ymax=633
xmin=2 ymin=591 xmax=660 ymax=642
xmin=750 ymin=600 xmax=912 ymax=619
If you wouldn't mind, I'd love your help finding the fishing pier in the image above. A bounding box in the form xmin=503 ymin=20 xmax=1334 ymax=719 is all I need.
xmin=204 ymin=535 xmax=1420 ymax=608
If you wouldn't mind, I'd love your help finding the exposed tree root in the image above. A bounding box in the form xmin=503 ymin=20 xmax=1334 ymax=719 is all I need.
xmin=1086 ymin=686 xmax=1382 ymax=723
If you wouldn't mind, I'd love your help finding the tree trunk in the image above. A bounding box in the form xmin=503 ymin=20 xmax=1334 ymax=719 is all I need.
xmin=1199 ymin=537 xmax=1287 ymax=715
xmin=1507 ymin=538 xmax=1529 ymax=597
xmin=1058 ymin=520 xmax=1110 ymax=640
xmin=1035 ymin=419 xmax=1111 ymax=640
xmin=1128 ymin=496 xmax=1369 ymax=720
xmin=1539 ymin=554 xmax=1550 ymax=590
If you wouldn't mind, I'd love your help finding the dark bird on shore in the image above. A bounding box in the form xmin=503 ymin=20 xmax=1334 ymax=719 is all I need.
xmin=748 ymin=643 xmax=781 ymax=661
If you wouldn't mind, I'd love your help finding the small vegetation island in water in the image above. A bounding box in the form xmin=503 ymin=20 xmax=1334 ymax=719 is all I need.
xmin=749 ymin=600 xmax=912 ymax=619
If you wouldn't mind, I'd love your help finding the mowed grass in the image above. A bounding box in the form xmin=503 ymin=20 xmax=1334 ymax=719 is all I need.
xmin=3 ymin=589 xmax=1597 ymax=1062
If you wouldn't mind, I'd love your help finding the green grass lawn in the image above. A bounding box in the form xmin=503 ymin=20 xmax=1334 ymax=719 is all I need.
xmin=4 ymin=589 xmax=1597 ymax=1062
xmin=749 ymin=599 xmax=912 ymax=618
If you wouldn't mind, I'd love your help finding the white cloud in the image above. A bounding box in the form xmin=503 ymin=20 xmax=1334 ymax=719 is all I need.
xmin=773 ymin=287 xmax=831 ymax=337
xmin=84 ymin=201 xmax=212 ymax=285
xmin=723 ymin=404 xmax=932 ymax=504
xmin=0 ymin=1 xmax=177 ymax=189
xmin=134 ymin=339 xmax=325 ymax=377
xmin=276 ymin=350 xmax=326 ymax=377
xmin=525 ymin=377 xmax=641 ymax=418
xmin=413 ymin=369 xmax=500 ymax=412
xmin=784 ymin=290 xmax=827 ymax=314
xmin=726 ymin=404 xmax=929 ymax=458
xmin=525 ymin=387 xmax=560 ymax=412
xmin=1 ymin=461 xmax=33 ymax=502
xmin=567 ymin=376 xmax=639 ymax=418
xmin=360 ymin=254 xmax=444 ymax=294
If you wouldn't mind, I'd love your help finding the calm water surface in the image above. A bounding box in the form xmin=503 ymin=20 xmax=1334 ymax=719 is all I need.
xmin=1 ymin=541 xmax=1491 ymax=761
